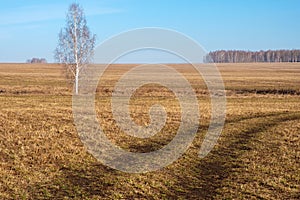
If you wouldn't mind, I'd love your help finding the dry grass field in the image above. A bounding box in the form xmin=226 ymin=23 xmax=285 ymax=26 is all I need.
xmin=0 ymin=63 xmax=299 ymax=199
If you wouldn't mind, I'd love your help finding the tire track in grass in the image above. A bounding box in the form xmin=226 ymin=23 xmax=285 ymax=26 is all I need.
xmin=180 ymin=112 xmax=300 ymax=199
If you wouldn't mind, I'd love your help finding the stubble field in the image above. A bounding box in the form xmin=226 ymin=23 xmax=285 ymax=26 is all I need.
xmin=0 ymin=63 xmax=299 ymax=199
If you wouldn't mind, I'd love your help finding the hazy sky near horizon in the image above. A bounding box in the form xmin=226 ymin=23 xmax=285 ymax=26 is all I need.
xmin=0 ymin=0 xmax=299 ymax=63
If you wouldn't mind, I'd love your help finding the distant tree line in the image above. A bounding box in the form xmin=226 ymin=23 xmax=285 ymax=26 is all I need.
xmin=204 ymin=50 xmax=300 ymax=63
xmin=26 ymin=58 xmax=47 ymax=63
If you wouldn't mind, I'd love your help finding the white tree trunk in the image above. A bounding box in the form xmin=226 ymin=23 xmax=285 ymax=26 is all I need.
xmin=75 ymin=64 xmax=79 ymax=95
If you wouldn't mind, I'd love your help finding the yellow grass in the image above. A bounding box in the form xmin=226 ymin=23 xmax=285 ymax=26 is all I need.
xmin=0 ymin=63 xmax=299 ymax=199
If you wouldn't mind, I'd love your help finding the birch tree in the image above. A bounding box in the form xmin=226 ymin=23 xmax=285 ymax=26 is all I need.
xmin=54 ymin=3 xmax=96 ymax=95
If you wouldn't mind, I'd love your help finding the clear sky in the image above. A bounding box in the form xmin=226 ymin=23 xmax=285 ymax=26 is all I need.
xmin=0 ymin=0 xmax=299 ymax=63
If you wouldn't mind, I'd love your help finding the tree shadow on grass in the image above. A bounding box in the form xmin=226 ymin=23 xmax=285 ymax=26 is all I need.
xmin=30 ymin=163 xmax=120 ymax=199
xmin=29 ymin=112 xmax=300 ymax=199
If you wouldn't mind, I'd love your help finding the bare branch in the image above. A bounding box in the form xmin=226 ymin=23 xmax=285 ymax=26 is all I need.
xmin=54 ymin=3 xmax=96 ymax=94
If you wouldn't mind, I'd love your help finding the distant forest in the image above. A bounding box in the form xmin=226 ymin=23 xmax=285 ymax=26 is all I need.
xmin=204 ymin=49 xmax=300 ymax=63
xmin=26 ymin=58 xmax=47 ymax=64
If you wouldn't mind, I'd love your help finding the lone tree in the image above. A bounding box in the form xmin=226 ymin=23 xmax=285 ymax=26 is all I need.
xmin=54 ymin=3 xmax=96 ymax=94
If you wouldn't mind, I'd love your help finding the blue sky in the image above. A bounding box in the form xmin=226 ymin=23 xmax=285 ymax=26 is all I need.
xmin=0 ymin=0 xmax=299 ymax=63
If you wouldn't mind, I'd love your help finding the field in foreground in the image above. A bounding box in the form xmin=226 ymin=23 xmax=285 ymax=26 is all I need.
xmin=0 ymin=63 xmax=299 ymax=199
